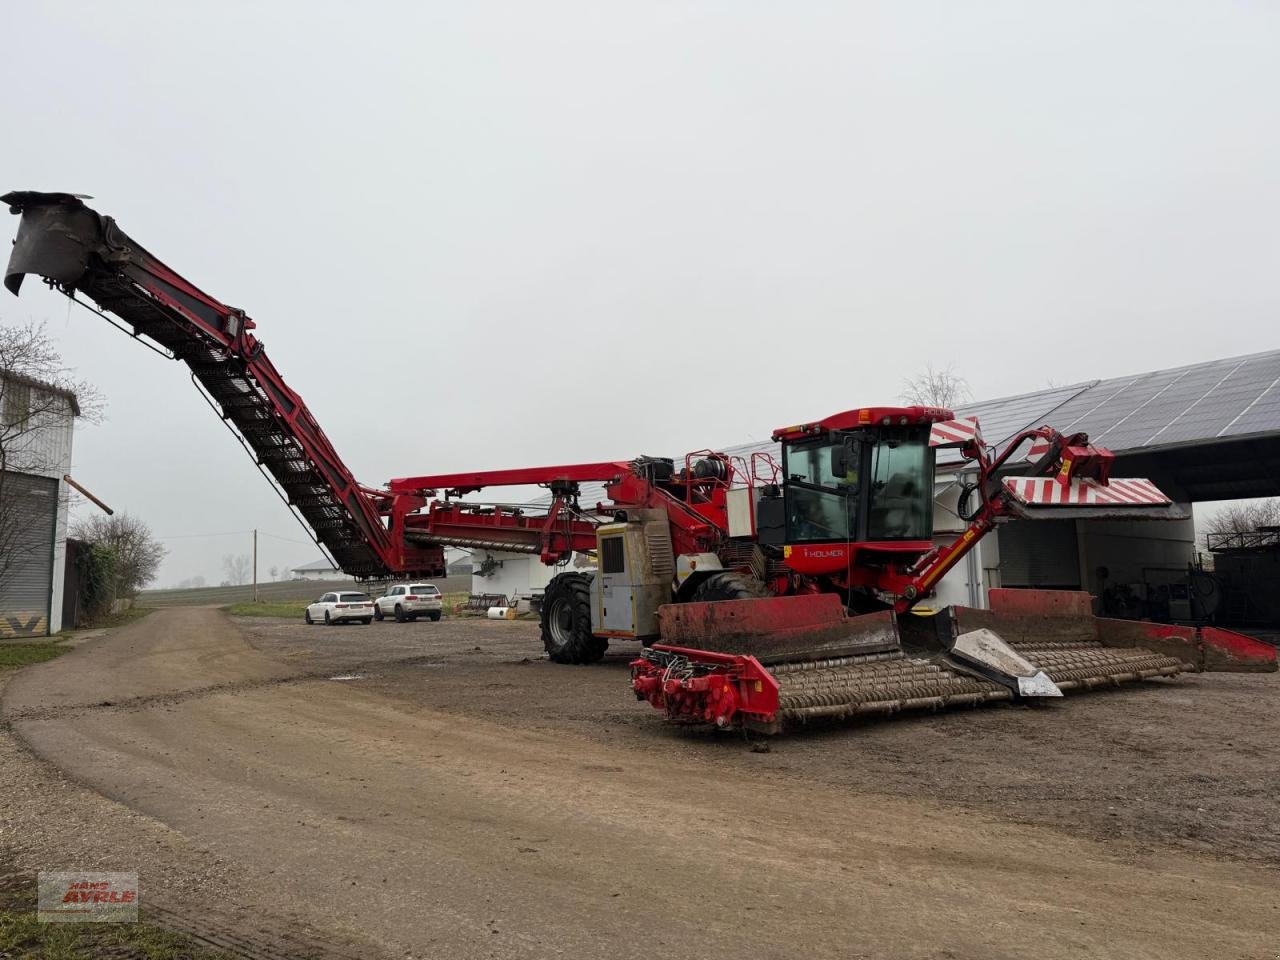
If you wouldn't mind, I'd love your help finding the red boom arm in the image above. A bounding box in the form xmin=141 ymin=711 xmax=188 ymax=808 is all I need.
xmin=4 ymin=191 xmax=440 ymax=578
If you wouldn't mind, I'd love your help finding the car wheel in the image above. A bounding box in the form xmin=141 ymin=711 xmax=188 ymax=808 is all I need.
xmin=374 ymin=605 xmax=384 ymax=621
xmin=394 ymin=604 xmax=406 ymax=623
xmin=324 ymin=611 xmax=332 ymax=626
xmin=430 ymin=612 xmax=441 ymax=622
xmin=304 ymin=610 xmax=313 ymax=624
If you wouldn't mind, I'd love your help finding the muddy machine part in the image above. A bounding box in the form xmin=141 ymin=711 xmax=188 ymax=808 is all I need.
xmin=634 ymin=589 xmax=1275 ymax=732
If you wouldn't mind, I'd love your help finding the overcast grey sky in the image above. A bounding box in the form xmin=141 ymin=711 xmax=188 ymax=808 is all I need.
xmin=4 ymin=2 xmax=1278 ymax=585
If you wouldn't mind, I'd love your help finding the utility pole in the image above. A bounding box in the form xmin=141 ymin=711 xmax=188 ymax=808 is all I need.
xmin=253 ymin=528 xmax=258 ymax=603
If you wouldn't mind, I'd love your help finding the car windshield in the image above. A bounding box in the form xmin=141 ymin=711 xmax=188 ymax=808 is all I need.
xmin=340 ymin=593 xmax=370 ymax=602
xmin=410 ymin=585 xmax=439 ymax=595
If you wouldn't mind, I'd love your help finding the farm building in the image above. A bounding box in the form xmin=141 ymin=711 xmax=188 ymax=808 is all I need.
xmin=0 ymin=370 xmax=78 ymax=637
xmin=289 ymin=557 xmax=341 ymax=581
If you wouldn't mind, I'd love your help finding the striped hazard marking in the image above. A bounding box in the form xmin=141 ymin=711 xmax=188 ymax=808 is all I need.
xmin=1002 ymin=476 xmax=1171 ymax=506
xmin=1023 ymin=438 xmax=1053 ymax=462
xmin=928 ymin=416 xmax=984 ymax=447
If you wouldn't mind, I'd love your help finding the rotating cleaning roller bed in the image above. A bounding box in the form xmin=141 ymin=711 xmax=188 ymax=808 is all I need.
xmin=635 ymin=589 xmax=1273 ymax=733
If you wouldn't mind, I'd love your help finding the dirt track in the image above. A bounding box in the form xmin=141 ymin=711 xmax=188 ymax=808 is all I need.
xmin=3 ymin=608 xmax=1278 ymax=959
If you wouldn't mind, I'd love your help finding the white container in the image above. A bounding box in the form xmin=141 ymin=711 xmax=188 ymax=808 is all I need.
xmin=486 ymin=606 xmax=516 ymax=620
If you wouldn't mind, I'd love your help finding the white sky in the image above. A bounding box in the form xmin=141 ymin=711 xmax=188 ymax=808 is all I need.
xmin=3 ymin=2 xmax=1278 ymax=585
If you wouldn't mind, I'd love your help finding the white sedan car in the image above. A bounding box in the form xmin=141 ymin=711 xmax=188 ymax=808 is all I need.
xmin=373 ymin=583 xmax=444 ymax=622
xmin=304 ymin=590 xmax=374 ymax=625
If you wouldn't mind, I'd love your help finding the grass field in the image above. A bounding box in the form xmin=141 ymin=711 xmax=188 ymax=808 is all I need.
xmin=222 ymin=600 xmax=313 ymax=618
xmin=0 ymin=609 xmax=154 ymax=672
xmin=0 ymin=874 xmax=227 ymax=960
xmin=143 ymin=575 xmax=472 ymax=608
xmin=0 ymin=642 xmax=70 ymax=671
xmin=141 ymin=578 xmax=365 ymax=608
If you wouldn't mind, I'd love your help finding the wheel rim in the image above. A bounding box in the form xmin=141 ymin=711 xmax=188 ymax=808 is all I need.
xmin=547 ymin=597 xmax=574 ymax=649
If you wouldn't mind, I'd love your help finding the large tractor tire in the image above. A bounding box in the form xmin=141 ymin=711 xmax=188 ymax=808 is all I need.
xmin=541 ymin=573 xmax=607 ymax=665
xmin=690 ymin=571 xmax=771 ymax=602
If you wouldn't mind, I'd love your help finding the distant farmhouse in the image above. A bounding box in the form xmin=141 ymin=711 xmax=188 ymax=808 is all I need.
xmin=289 ymin=557 xmax=340 ymax=581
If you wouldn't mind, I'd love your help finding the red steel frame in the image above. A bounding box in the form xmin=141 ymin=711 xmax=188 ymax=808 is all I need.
xmin=97 ymin=239 xmax=443 ymax=575
xmin=393 ymin=452 xmax=748 ymax=565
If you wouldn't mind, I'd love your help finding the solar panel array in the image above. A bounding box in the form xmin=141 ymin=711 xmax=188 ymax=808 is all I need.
xmin=948 ymin=349 xmax=1280 ymax=460
xmin=548 ymin=350 xmax=1280 ymax=507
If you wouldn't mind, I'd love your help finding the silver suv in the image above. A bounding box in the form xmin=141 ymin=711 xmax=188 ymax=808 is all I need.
xmin=373 ymin=583 xmax=444 ymax=622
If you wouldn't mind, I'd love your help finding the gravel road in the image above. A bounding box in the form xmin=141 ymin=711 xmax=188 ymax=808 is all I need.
xmin=2 ymin=608 xmax=1277 ymax=959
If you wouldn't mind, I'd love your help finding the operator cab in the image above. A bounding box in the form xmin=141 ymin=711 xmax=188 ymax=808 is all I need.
xmin=760 ymin=407 xmax=953 ymax=577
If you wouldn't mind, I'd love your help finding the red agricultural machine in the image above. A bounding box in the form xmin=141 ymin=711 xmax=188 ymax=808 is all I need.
xmin=6 ymin=191 xmax=1274 ymax=733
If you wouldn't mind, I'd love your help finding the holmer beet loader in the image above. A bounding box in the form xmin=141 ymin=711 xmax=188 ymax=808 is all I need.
xmin=6 ymin=192 xmax=1274 ymax=734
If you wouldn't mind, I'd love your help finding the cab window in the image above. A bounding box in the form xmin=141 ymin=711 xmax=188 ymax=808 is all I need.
xmin=866 ymin=432 xmax=933 ymax=540
xmin=784 ymin=438 xmax=857 ymax=542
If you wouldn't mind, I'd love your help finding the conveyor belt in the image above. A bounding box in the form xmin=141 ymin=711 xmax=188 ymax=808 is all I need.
xmin=3 ymin=192 xmax=403 ymax=577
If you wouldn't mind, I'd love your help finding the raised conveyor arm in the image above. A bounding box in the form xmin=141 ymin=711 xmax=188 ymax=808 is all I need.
xmin=4 ymin=190 xmax=442 ymax=579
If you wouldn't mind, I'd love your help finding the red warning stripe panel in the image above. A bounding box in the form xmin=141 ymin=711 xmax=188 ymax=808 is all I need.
xmin=1002 ymin=477 xmax=1171 ymax=506
xmin=928 ymin=416 xmax=984 ymax=447
xmin=1023 ymin=439 xmax=1052 ymax=462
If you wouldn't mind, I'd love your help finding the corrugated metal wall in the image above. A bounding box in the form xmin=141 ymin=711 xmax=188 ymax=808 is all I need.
xmin=998 ymin=519 xmax=1081 ymax=589
xmin=0 ymin=470 xmax=58 ymax=637
xmin=2 ymin=397 xmax=75 ymax=480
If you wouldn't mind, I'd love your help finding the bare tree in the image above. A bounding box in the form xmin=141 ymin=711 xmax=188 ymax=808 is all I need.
xmin=72 ymin=513 xmax=166 ymax=599
xmin=0 ymin=320 xmax=102 ymax=597
xmin=269 ymin=564 xmax=280 ymax=582
xmin=223 ymin=553 xmax=252 ymax=585
xmin=899 ymin=363 xmax=972 ymax=409
xmin=1204 ymin=499 xmax=1280 ymax=538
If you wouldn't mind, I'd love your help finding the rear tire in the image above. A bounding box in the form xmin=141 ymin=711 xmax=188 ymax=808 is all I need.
xmin=430 ymin=612 xmax=441 ymax=622
xmin=394 ymin=604 xmax=406 ymax=623
xmin=374 ymin=605 xmax=384 ymax=621
xmin=324 ymin=612 xmax=332 ymax=626
xmin=690 ymin=571 xmax=771 ymax=602
xmin=541 ymin=573 xmax=606 ymax=664
xmin=361 ymin=618 xmax=372 ymax=625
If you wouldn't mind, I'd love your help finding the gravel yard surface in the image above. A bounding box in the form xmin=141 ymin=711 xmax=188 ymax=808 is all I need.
xmin=1 ymin=608 xmax=1276 ymax=959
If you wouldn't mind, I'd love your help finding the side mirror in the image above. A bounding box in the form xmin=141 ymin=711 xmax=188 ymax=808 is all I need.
xmin=829 ymin=438 xmax=858 ymax=483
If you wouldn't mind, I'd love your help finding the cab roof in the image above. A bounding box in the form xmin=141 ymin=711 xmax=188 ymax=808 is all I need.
xmin=772 ymin=406 xmax=954 ymax=442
